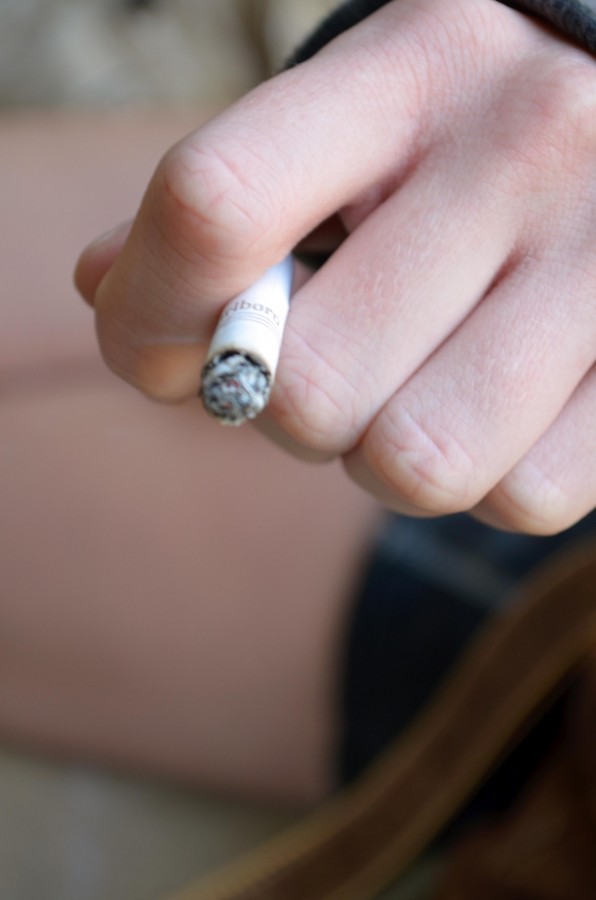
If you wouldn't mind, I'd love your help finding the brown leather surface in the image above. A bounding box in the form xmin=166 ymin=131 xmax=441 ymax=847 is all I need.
xmin=437 ymin=651 xmax=596 ymax=900
xmin=168 ymin=541 xmax=596 ymax=900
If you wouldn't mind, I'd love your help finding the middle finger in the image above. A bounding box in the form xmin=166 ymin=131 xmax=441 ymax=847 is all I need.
xmin=269 ymin=148 xmax=520 ymax=453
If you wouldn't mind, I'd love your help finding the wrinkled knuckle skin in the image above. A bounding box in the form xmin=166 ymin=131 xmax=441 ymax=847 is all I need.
xmin=158 ymin=139 xmax=275 ymax=265
xmin=519 ymin=58 xmax=596 ymax=171
xmin=487 ymin=56 xmax=596 ymax=204
xmin=272 ymin=364 xmax=356 ymax=456
xmin=366 ymin=407 xmax=481 ymax=515
xmin=543 ymin=56 xmax=596 ymax=153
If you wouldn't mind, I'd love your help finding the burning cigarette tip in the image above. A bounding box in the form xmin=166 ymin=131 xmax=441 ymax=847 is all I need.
xmin=201 ymin=351 xmax=270 ymax=426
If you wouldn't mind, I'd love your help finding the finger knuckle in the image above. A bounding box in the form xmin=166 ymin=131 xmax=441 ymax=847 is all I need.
xmin=367 ymin=403 xmax=481 ymax=514
xmin=511 ymin=58 xmax=596 ymax=176
xmin=158 ymin=138 xmax=277 ymax=264
xmin=272 ymin=344 xmax=361 ymax=455
xmin=544 ymin=56 xmax=596 ymax=151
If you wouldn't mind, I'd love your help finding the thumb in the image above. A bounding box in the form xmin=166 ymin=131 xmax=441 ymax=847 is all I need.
xmin=74 ymin=220 xmax=132 ymax=305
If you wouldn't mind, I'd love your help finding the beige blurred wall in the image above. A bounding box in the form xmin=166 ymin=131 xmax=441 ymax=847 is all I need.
xmin=0 ymin=0 xmax=339 ymax=108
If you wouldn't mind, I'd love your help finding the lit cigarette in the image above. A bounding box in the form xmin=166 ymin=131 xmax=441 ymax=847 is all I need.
xmin=200 ymin=255 xmax=294 ymax=425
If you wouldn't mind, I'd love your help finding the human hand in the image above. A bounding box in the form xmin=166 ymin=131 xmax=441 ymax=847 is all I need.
xmin=75 ymin=0 xmax=596 ymax=534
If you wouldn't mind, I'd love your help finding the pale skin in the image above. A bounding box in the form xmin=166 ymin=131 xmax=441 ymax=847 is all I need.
xmin=76 ymin=0 xmax=596 ymax=535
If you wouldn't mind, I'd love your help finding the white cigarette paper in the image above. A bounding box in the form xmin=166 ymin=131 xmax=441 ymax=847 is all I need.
xmin=200 ymin=255 xmax=294 ymax=425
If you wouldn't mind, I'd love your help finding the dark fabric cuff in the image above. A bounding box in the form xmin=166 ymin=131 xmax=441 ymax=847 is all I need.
xmin=286 ymin=0 xmax=596 ymax=67
xmin=501 ymin=0 xmax=596 ymax=54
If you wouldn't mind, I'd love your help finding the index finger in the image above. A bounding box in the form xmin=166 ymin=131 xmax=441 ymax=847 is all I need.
xmin=80 ymin=0 xmax=478 ymax=400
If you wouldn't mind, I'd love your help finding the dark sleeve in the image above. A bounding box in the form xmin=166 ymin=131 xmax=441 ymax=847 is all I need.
xmin=285 ymin=0 xmax=596 ymax=66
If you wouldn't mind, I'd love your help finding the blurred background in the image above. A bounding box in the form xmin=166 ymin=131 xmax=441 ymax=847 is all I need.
xmin=0 ymin=0 xmax=330 ymax=900
xmin=0 ymin=0 xmax=338 ymax=108
xmin=0 ymin=3 xmax=379 ymax=900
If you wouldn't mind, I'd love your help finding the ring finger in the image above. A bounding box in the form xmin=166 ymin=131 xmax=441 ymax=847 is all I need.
xmin=344 ymin=253 xmax=595 ymax=516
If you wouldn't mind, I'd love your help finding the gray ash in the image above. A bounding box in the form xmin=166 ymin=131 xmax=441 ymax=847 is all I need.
xmin=200 ymin=352 xmax=271 ymax=426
